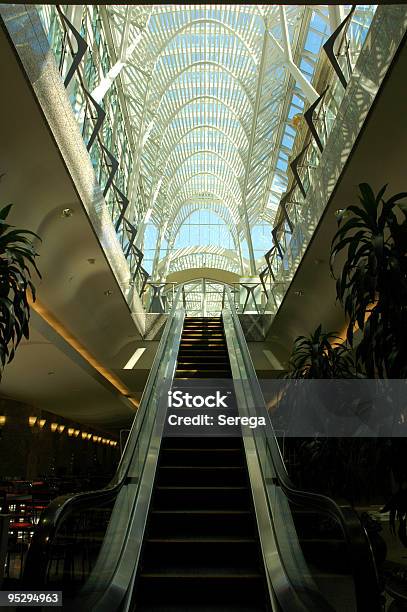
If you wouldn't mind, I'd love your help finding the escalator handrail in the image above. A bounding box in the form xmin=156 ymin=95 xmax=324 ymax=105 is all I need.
xmin=23 ymin=286 xmax=184 ymax=584
xmin=223 ymin=286 xmax=381 ymax=612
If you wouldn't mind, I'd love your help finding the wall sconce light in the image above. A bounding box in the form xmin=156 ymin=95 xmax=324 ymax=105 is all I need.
xmin=50 ymin=423 xmax=58 ymax=432
xmin=81 ymin=432 xmax=88 ymax=440
xmin=74 ymin=429 xmax=80 ymax=437
xmin=0 ymin=416 xmax=6 ymax=427
xmin=102 ymin=439 xmax=106 ymax=444
xmin=97 ymin=436 xmax=102 ymax=443
xmin=57 ymin=425 xmax=65 ymax=434
xmin=86 ymin=433 xmax=92 ymax=440
xmin=28 ymin=416 xmax=37 ymax=427
xmin=38 ymin=419 xmax=46 ymax=429
xmin=92 ymin=435 xmax=98 ymax=442
xmin=67 ymin=428 xmax=74 ymax=437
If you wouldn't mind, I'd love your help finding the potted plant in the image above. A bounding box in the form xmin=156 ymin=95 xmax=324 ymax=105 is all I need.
xmin=330 ymin=183 xmax=407 ymax=378
xmin=0 ymin=203 xmax=41 ymax=380
xmin=331 ymin=183 xmax=407 ymax=604
xmin=286 ymin=324 xmax=355 ymax=379
xmin=277 ymin=326 xmax=356 ymax=486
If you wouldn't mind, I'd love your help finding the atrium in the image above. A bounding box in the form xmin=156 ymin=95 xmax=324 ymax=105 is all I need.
xmin=0 ymin=3 xmax=406 ymax=611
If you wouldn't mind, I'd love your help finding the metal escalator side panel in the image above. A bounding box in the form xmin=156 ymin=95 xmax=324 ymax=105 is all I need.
xmin=23 ymin=287 xmax=185 ymax=610
xmin=222 ymin=286 xmax=381 ymax=611
xmin=76 ymin=305 xmax=185 ymax=611
xmin=222 ymin=309 xmax=328 ymax=612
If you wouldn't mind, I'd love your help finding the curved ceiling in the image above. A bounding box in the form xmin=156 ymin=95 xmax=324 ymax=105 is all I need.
xmin=105 ymin=4 xmax=334 ymax=278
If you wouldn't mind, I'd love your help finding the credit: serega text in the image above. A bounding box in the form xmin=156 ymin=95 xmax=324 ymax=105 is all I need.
xmin=167 ymin=414 xmax=266 ymax=428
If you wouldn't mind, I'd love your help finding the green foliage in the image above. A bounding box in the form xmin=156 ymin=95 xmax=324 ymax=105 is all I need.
xmin=0 ymin=203 xmax=41 ymax=379
xmin=286 ymin=324 xmax=355 ymax=379
xmin=331 ymin=183 xmax=407 ymax=378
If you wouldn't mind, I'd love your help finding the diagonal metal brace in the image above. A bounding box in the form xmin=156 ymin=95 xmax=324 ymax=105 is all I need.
xmin=56 ymin=6 xmax=88 ymax=88
xmin=304 ymin=87 xmax=328 ymax=153
xmin=323 ymin=6 xmax=356 ymax=89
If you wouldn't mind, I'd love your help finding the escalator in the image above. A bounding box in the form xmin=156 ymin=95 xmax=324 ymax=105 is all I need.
xmin=132 ymin=317 xmax=269 ymax=610
xmin=22 ymin=286 xmax=381 ymax=612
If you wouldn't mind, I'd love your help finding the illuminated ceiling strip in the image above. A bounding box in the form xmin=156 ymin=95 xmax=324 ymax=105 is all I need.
xmin=29 ymin=296 xmax=139 ymax=410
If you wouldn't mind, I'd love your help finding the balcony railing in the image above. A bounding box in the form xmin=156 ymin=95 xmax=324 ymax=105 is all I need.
xmin=263 ymin=6 xmax=380 ymax=311
xmin=142 ymin=279 xmax=289 ymax=318
xmin=37 ymin=5 xmax=149 ymax=301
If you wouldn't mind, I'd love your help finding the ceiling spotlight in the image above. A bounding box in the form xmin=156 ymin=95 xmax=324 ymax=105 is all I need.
xmin=61 ymin=208 xmax=74 ymax=218
xmin=87 ymin=258 xmax=96 ymax=265
xmin=294 ymin=290 xmax=304 ymax=296
xmin=104 ymin=290 xmax=113 ymax=297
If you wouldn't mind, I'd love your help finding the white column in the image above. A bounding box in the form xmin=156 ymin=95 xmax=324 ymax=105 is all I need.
xmin=268 ymin=7 xmax=319 ymax=105
xmin=91 ymin=8 xmax=152 ymax=103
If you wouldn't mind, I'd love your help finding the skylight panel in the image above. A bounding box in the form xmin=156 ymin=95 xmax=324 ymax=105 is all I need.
xmin=101 ymin=3 xmax=335 ymax=278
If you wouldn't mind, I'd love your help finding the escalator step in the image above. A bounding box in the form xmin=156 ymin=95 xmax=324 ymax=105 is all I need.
xmin=156 ymin=466 xmax=246 ymax=486
xmin=177 ymin=354 xmax=228 ymax=360
xmin=136 ymin=573 xmax=265 ymax=606
xmin=142 ymin=538 xmax=260 ymax=569
xmin=175 ymin=374 xmax=231 ymax=379
xmin=175 ymin=371 xmax=231 ymax=377
xmin=160 ymin=436 xmax=242 ymax=449
xmin=176 ymin=364 xmax=230 ymax=369
xmin=182 ymin=329 xmax=224 ymax=333
xmin=148 ymin=510 xmax=255 ymax=538
xmin=159 ymin=447 xmax=244 ymax=466
xmin=137 ymin=604 xmax=267 ymax=611
xmin=153 ymin=486 xmax=249 ymax=510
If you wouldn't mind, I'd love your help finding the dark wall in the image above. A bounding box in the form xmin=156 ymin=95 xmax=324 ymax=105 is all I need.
xmin=0 ymin=397 xmax=119 ymax=481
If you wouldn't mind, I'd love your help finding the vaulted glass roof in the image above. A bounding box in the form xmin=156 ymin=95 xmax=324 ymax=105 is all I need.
xmin=104 ymin=4 xmax=337 ymax=278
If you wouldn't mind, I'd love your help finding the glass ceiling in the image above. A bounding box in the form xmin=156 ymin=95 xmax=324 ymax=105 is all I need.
xmin=105 ymin=4 xmax=338 ymax=279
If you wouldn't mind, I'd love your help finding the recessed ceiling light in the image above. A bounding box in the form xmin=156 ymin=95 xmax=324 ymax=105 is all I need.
xmin=294 ymin=290 xmax=304 ymax=296
xmin=123 ymin=348 xmax=146 ymax=370
xmin=104 ymin=290 xmax=113 ymax=296
xmin=61 ymin=208 xmax=74 ymax=218
xmin=87 ymin=258 xmax=96 ymax=265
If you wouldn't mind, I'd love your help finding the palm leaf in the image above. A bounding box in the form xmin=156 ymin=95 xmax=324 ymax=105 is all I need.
xmin=0 ymin=204 xmax=41 ymax=378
